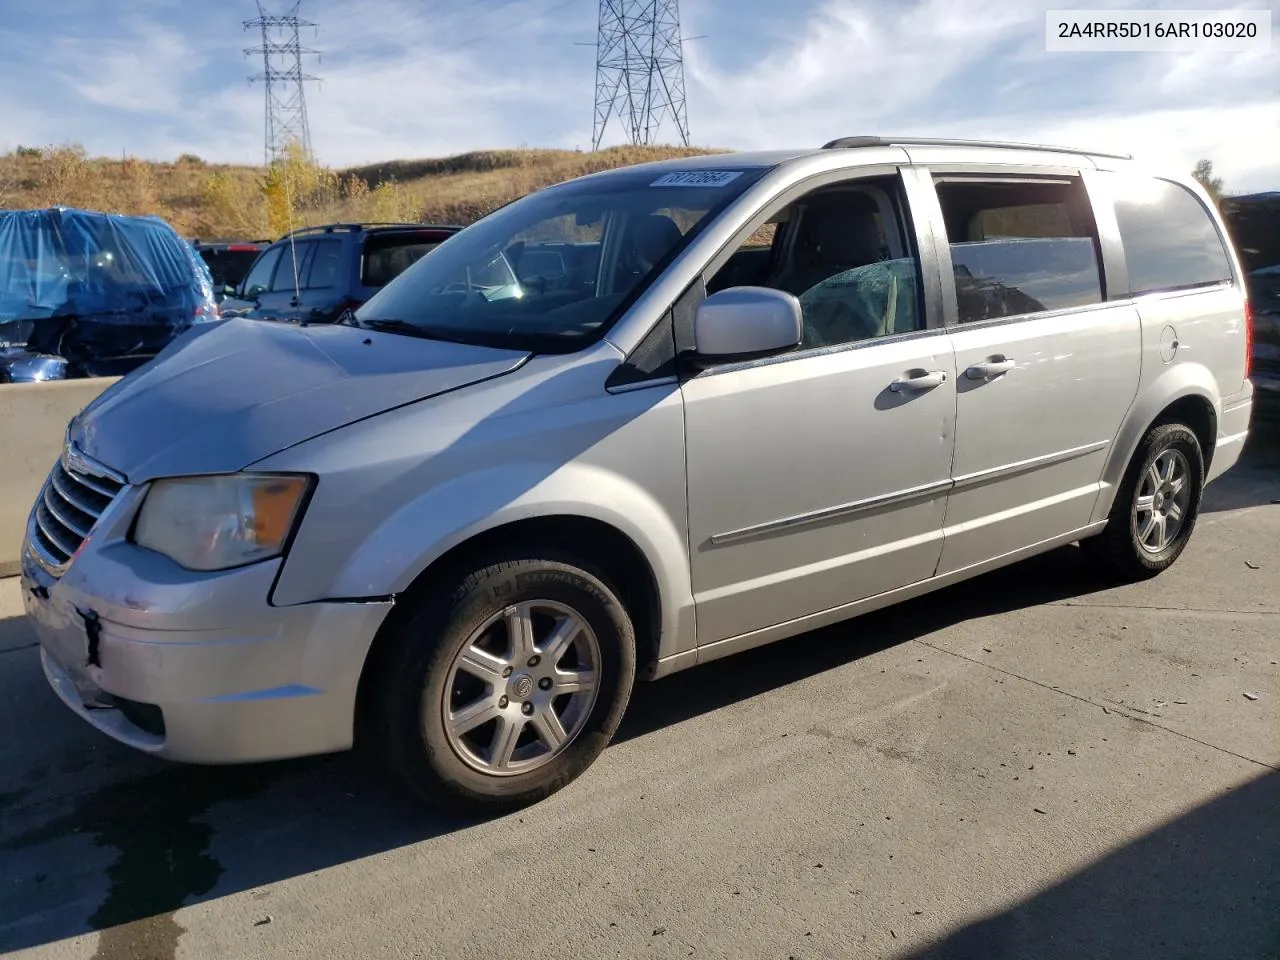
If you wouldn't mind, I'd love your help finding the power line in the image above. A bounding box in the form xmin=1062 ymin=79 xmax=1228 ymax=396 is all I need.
xmin=360 ymin=0 xmax=580 ymax=69
xmin=322 ymin=0 xmax=522 ymax=61
xmin=452 ymin=0 xmax=578 ymax=48
xmin=244 ymin=1 xmax=322 ymax=165
xmin=592 ymin=0 xmax=691 ymax=151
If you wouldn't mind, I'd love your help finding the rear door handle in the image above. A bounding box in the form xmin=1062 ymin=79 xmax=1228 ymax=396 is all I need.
xmin=889 ymin=370 xmax=948 ymax=393
xmin=965 ymin=357 xmax=1016 ymax=380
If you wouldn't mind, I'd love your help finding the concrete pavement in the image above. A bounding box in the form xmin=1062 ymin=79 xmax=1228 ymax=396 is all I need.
xmin=1 ymin=421 xmax=1277 ymax=960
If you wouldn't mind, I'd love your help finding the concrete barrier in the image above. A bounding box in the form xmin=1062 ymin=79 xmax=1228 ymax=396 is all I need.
xmin=0 ymin=378 xmax=118 ymax=577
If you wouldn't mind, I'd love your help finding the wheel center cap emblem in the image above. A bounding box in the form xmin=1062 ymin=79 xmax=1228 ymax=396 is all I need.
xmin=513 ymin=674 xmax=534 ymax=699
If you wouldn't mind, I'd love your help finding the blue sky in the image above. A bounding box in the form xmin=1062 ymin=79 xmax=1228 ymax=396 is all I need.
xmin=0 ymin=0 xmax=1277 ymax=192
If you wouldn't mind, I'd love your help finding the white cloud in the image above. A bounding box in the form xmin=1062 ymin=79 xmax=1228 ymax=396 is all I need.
xmin=0 ymin=0 xmax=1275 ymax=194
xmin=52 ymin=21 xmax=202 ymax=115
xmin=1019 ymin=103 xmax=1280 ymax=194
xmin=683 ymin=0 xmax=1280 ymax=192
xmin=685 ymin=0 xmax=1040 ymax=147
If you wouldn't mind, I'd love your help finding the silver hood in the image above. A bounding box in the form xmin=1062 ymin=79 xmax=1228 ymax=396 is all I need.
xmin=70 ymin=318 xmax=529 ymax=481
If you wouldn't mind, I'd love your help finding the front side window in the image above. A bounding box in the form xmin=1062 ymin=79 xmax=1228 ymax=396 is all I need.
xmin=1112 ymin=176 xmax=1233 ymax=296
xmin=934 ymin=178 xmax=1103 ymax=323
xmin=271 ymin=241 xmax=314 ymax=293
xmin=240 ymin=246 xmax=283 ymax=297
xmin=355 ymin=167 xmax=767 ymax=352
xmin=708 ymin=176 xmax=924 ymax=349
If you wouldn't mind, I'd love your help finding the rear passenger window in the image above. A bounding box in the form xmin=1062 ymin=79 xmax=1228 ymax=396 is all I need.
xmin=934 ymin=178 xmax=1103 ymax=323
xmin=1112 ymin=176 xmax=1232 ymax=296
xmin=304 ymin=239 xmax=342 ymax=289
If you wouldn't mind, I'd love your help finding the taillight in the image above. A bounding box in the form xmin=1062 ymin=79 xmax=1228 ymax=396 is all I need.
xmin=195 ymin=301 xmax=220 ymax=322
xmin=1244 ymin=300 xmax=1252 ymax=380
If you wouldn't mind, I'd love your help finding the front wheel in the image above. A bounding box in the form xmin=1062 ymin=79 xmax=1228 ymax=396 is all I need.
xmin=1082 ymin=422 xmax=1205 ymax=581
xmin=367 ymin=551 xmax=636 ymax=812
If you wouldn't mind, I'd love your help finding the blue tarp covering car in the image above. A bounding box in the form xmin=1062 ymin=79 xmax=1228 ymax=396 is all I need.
xmin=0 ymin=206 xmax=218 ymax=382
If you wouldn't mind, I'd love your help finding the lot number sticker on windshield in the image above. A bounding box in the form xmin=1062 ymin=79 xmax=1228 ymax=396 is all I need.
xmin=651 ymin=171 xmax=743 ymax=188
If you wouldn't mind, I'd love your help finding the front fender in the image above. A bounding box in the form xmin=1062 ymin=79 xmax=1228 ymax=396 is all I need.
xmin=333 ymin=461 xmax=693 ymax=655
xmin=1092 ymin=361 xmax=1221 ymax=523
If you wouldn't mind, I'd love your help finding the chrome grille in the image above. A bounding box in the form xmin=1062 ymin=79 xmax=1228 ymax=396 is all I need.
xmin=31 ymin=449 xmax=125 ymax=571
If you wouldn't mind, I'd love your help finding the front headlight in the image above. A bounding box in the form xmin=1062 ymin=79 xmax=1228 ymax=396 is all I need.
xmin=133 ymin=474 xmax=311 ymax=572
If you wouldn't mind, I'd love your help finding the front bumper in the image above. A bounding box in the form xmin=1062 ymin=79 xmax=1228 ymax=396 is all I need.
xmin=21 ymin=539 xmax=392 ymax=764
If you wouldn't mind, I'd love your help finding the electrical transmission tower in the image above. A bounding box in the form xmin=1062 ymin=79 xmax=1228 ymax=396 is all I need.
xmin=592 ymin=0 xmax=691 ymax=151
xmin=244 ymin=1 xmax=320 ymax=165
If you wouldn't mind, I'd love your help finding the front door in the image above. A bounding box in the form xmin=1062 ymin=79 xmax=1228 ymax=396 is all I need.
xmin=293 ymin=238 xmax=344 ymax=322
xmin=923 ymin=170 xmax=1142 ymax=575
xmin=255 ymin=240 xmax=316 ymax=323
xmin=682 ymin=171 xmax=958 ymax=647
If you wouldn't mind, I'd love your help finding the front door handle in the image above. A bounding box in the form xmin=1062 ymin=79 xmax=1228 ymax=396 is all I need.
xmin=965 ymin=357 xmax=1016 ymax=380
xmin=889 ymin=370 xmax=948 ymax=393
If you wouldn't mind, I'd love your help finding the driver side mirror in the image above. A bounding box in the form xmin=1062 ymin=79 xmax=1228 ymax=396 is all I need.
xmin=692 ymin=287 xmax=802 ymax=362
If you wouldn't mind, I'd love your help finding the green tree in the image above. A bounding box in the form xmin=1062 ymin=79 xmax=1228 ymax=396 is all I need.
xmin=1192 ymin=159 xmax=1225 ymax=204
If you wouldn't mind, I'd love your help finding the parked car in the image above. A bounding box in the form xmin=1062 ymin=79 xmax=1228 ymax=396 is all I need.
xmin=1244 ymin=265 xmax=1280 ymax=409
xmin=0 ymin=206 xmax=218 ymax=382
xmin=191 ymin=239 xmax=268 ymax=301
xmin=1221 ymin=193 xmax=1280 ymax=412
xmin=219 ymin=222 xmax=462 ymax=324
xmin=21 ymin=137 xmax=1253 ymax=811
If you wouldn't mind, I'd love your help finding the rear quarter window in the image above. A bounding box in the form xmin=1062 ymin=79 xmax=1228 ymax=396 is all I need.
xmin=361 ymin=234 xmax=448 ymax=288
xmin=1112 ymin=177 xmax=1233 ymax=297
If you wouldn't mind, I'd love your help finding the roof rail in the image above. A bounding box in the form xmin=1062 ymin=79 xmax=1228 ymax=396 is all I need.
xmin=282 ymin=221 xmax=461 ymax=238
xmin=820 ymin=135 xmax=1133 ymax=161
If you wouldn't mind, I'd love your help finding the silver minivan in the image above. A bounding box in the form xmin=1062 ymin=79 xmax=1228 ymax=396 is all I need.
xmin=21 ymin=136 xmax=1254 ymax=810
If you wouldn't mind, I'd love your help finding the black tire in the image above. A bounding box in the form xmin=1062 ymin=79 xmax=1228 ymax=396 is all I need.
xmin=1081 ymin=422 xmax=1205 ymax=581
xmin=367 ymin=549 xmax=636 ymax=812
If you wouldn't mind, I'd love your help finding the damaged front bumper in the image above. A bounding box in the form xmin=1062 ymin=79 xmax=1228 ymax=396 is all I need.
xmin=20 ymin=535 xmax=393 ymax=765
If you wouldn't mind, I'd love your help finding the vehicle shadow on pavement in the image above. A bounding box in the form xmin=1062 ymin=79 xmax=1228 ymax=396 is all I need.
xmin=0 ymin=544 xmax=1118 ymax=957
xmin=1200 ymin=414 xmax=1280 ymax=514
xmin=897 ymin=769 xmax=1280 ymax=960
xmin=0 ymin=614 xmax=35 ymax=655
xmin=617 ymin=544 xmax=1112 ymax=745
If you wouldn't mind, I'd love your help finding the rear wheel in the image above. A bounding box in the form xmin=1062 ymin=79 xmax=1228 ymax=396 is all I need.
xmin=367 ymin=550 xmax=636 ymax=812
xmin=1082 ymin=422 xmax=1204 ymax=581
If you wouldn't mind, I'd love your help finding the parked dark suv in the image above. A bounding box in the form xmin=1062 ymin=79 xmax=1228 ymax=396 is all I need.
xmin=221 ymin=223 xmax=462 ymax=324
xmin=1222 ymin=192 xmax=1280 ymax=413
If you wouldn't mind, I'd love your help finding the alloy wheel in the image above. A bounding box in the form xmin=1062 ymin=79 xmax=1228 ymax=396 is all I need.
xmin=437 ymin=600 xmax=601 ymax=776
xmin=1134 ymin=447 xmax=1192 ymax=554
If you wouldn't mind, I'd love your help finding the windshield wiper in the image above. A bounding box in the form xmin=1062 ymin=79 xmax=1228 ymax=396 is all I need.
xmin=359 ymin=318 xmax=476 ymax=345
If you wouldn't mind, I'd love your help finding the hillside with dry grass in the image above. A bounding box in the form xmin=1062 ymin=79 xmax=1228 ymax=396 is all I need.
xmin=0 ymin=143 xmax=724 ymax=241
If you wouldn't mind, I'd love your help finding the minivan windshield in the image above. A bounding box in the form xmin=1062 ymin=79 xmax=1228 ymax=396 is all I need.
xmin=353 ymin=166 xmax=767 ymax=352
